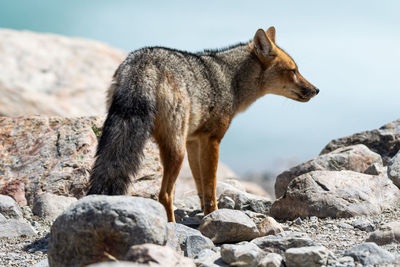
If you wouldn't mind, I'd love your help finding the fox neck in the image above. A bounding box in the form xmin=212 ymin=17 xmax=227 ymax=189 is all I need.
xmin=206 ymin=43 xmax=266 ymax=116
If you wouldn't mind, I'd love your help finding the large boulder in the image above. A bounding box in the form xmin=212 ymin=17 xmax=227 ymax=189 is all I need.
xmin=0 ymin=116 xmax=162 ymax=204
xmin=343 ymin=242 xmax=395 ymax=266
xmin=48 ymin=196 xmax=168 ymax=267
xmin=321 ymin=118 xmax=400 ymax=164
xmin=0 ymin=28 xmax=126 ymax=117
xmin=275 ymin=144 xmax=382 ymax=198
xmin=270 ymin=170 xmax=400 ymax=219
xmin=367 ymin=221 xmax=400 ymax=245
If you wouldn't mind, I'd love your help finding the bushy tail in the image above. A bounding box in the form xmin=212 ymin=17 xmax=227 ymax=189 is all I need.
xmin=87 ymin=84 xmax=156 ymax=195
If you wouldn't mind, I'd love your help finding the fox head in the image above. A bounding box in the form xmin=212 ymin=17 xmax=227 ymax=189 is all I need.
xmin=250 ymin=27 xmax=319 ymax=102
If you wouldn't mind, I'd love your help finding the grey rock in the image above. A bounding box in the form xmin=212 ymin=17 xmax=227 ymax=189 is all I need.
xmin=251 ymin=231 xmax=316 ymax=256
xmin=367 ymin=221 xmax=400 ymax=245
xmin=124 ymin=243 xmax=196 ymax=267
xmin=195 ymin=249 xmax=228 ymax=267
xmin=0 ymin=195 xmax=23 ymax=219
xmin=88 ymin=262 xmax=148 ymax=267
xmin=0 ymin=219 xmax=36 ymax=238
xmin=333 ymin=256 xmax=355 ymax=267
xmin=270 ymin=170 xmax=400 ymax=219
xmin=364 ymin=163 xmax=386 ymax=176
xmin=198 ymin=209 xmax=260 ymax=243
xmin=275 ymin=144 xmax=382 ymax=198
xmin=258 ymin=253 xmax=283 ymax=267
xmin=166 ymin=222 xmax=214 ymax=258
xmin=388 ymin=150 xmax=400 ymax=188
xmin=48 ymin=196 xmax=167 ymax=267
xmin=217 ymin=183 xmax=272 ymax=215
xmin=220 ymin=242 xmax=263 ymax=267
xmin=320 ymin=118 xmax=400 ymax=164
xmin=344 ymin=242 xmax=395 ymax=265
xmin=32 ymin=193 xmax=77 ymax=221
xmin=295 ymin=217 xmax=302 ymax=225
xmin=31 ymin=259 xmax=49 ymax=267
xmin=285 ymin=245 xmax=331 ymax=267
xmin=351 ymin=218 xmax=375 ymax=232
xmin=338 ymin=223 xmax=353 ymax=229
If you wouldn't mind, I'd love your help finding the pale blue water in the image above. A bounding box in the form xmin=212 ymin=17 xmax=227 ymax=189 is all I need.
xmin=1 ymin=1 xmax=399 ymax=175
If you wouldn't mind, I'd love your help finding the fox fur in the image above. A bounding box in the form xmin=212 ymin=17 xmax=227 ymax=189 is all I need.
xmin=87 ymin=27 xmax=319 ymax=222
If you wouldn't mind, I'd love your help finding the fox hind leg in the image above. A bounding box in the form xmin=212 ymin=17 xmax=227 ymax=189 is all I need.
xmin=186 ymin=139 xmax=204 ymax=210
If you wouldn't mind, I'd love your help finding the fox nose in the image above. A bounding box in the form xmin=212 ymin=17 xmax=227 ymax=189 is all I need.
xmin=315 ymin=88 xmax=320 ymax=95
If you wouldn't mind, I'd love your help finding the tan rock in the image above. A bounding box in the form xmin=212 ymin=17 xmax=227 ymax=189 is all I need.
xmin=367 ymin=221 xmax=400 ymax=245
xmin=0 ymin=28 xmax=126 ymax=117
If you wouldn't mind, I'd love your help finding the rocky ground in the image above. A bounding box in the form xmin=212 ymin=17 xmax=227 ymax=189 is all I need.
xmin=1 ymin=29 xmax=400 ymax=267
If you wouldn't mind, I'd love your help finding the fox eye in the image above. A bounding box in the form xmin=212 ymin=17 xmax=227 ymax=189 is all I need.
xmin=291 ymin=69 xmax=297 ymax=74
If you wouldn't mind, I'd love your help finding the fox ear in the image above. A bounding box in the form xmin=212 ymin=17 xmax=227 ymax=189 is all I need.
xmin=266 ymin=26 xmax=276 ymax=43
xmin=253 ymin=29 xmax=276 ymax=61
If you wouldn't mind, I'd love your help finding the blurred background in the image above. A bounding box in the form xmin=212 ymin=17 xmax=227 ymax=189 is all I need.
xmin=1 ymin=0 xmax=399 ymax=181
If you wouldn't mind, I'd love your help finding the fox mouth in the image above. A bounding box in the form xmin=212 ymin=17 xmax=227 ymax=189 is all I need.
xmin=291 ymin=91 xmax=312 ymax=102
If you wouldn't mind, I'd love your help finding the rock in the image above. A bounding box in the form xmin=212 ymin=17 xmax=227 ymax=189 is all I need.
xmin=351 ymin=218 xmax=375 ymax=232
xmin=294 ymin=218 xmax=302 ymax=225
xmin=244 ymin=211 xmax=283 ymax=236
xmin=194 ymin=249 xmax=227 ymax=267
xmin=0 ymin=194 xmax=23 ymax=219
xmin=343 ymin=242 xmax=395 ymax=266
xmin=31 ymin=259 xmax=49 ymax=267
xmin=0 ymin=219 xmax=36 ymax=238
xmin=166 ymin=223 xmax=214 ymax=258
xmin=198 ymin=209 xmax=260 ymax=243
xmin=217 ymin=183 xmax=272 ymax=215
xmin=270 ymin=170 xmax=400 ymax=219
xmin=32 ymin=193 xmax=77 ymax=221
xmin=251 ymin=231 xmax=316 ymax=256
xmin=367 ymin=221 xmax=400 ymax=245
xmin=0 ymin=116 xmax=162 ymax=203
xmin=258 ymin=253 xmax=283 ymax=267
xmin=0 ymin=180 xmax=27 ymax=206
xmin=88 ymin=262 xmax=147 ymax=267
xmin=285 ymin=246 xmax=331 ymax=267
xmin=338 ymin=223 xmax=353 ymax=229
xmin=48 ymin=196 xmax=167 ymax=267
xmin=333 ymin=256 xmax=355 ymax=267
xmin=320 ymin=118 xmax=400 ymax=164
xmin=124 ymin=244 xmax=195 ymax=267
xmin=388 ymin=150 xmax=400 ymax=188
xmin=275 ymin=144 xmax=382 ymax=198
xmin=220 ymin=242 xmax=263 ymax=267
xmin=0 ymin=28 xmax=126 ymax=117
xmin=364 ymin=163 xmax=386 ymax=176
xmin=174 ymin=209 xmax=204 ymax=228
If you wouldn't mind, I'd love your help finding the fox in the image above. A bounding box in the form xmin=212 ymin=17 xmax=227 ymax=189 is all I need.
xmin=87 ymin=27 xmax=319 ymax=222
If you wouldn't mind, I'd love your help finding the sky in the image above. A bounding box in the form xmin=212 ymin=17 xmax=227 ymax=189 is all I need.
xmin=1 ymin=1 xmax=399 ymax=175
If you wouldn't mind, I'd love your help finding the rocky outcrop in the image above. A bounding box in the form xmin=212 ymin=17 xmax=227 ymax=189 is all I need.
xmin=0 ymin=28 xmax=126 ymax=117
xmin=275 ymin=144 xmax=382 ymax=198
xmin=0 ymin=116 xmax=162 ymax=204
xmin=388 ymin=150 xmax=400 ymax=188
xmin=48 ymin=196 xmax=168 ymax=267
xmin=320 ymin=118 xmax=400 ymax=164
xmin=270 ymin=170 xmax=400 ymax=219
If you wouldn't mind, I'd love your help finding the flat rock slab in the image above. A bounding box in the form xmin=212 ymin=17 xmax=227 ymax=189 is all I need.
xmin=32 ymin=193 xmax=77 ymax=221
xmin=251 ymin=231 xmax=316 ymax=256
xmin=270 ymin=170 xmax=400 ymax=219
xmin=275 ymin=144 xmax=382 ymax=198
xmin=198 ymin=209 xmax=260 ymax=244
xmin=320 ymin=118 xmax=400 ymax=164
xmin=367 ymin=221 xmax=400 ymax=245
xmin=344 ymin=242 xmax=395 ymax=266
xmin=48 ymin=195 xmax=167 ymax=267
xmin=285 ymin=246 xmax=331 ymax=267
xmin=0 ymin=116 xmax=162 ymax=203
